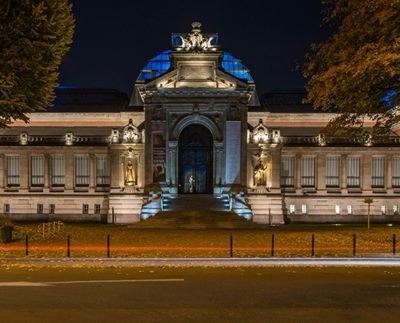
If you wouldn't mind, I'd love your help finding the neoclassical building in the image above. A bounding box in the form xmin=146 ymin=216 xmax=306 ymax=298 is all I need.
xmin=2 ymin=22 xmax=400 ymax=224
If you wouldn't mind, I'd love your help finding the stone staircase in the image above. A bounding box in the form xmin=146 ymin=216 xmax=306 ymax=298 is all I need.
xmin=246 ymin=194 xmax=285 ymax=225
xmin=108 ymin=193 xmax=144 ymax=224
xmin=231 ymin=195 xmax=254 ymax=220
xmin=163 ymin=194 xmax=230 ymax=212
xmin=140 ymin=195 xmax=162 ymax=220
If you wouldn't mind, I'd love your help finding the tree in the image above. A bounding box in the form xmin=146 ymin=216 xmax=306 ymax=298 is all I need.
xmin=0 ymin=0 xmax=74 ymax=127
xmin=304 ymin=0 xmax=400 ymax=140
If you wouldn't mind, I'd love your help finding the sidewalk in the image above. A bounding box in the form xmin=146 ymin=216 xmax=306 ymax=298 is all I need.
xmin=2 ymin=257 xmax=400 ymax=267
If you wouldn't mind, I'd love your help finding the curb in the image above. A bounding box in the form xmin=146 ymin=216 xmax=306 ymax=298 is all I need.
xmin=2 ymin=257 xmax=400 ymax=267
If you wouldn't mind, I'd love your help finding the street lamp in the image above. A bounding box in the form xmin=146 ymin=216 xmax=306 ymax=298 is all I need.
xmin=364 ymin=197 xmax=373 ymax=230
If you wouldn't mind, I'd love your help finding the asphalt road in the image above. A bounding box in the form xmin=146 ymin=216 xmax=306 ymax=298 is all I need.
xmin=1 ymin=266 xmax=400 ymax=323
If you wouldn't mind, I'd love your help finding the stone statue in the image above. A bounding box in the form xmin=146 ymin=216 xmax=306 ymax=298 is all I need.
xmin=122 ymin=119 xmax=141 ymax=143
xmin=176 ymin=22 xmax=217 ymax=52
xmin=254 ymin=161 xmax=268 ymax=186
xmin=252 ymin=119 xmax=270 ymax=144
xmin=188 ymin=175 xmax=195 ymax=193
xmin=125 ymin=161 xmax=136 ymax=186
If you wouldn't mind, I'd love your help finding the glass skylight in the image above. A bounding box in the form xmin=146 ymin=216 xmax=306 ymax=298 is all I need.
xmin=137 ymin=50 xmax=253 ymax=83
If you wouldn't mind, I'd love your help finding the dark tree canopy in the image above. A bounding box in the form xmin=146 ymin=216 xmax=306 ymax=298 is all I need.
xmin=304 ymin=0 xmax=400 ymax=140
xmin=0 ymin=0 xmax=74 ymax=127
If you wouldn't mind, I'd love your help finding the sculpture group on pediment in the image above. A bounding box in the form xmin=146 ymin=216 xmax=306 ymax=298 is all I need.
xmin=123 ymin=119 xmax=141 ymax=144
xmin=252 ymin=119 xmax=270 ymax=144
xmin=175 ymin=22 xmax=217 ymax=52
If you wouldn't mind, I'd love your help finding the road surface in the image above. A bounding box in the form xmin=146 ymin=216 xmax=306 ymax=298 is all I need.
xmin=0 ymin=265 xmax=400 ymax=322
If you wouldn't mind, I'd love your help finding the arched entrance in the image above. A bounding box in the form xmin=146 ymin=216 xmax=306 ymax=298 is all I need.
xmin=178 ymin=124 xmax=213 ymax=194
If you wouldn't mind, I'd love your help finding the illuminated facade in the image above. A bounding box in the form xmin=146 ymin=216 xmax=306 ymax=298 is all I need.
xmin=2 ymin=23 xmax=400 ymax=224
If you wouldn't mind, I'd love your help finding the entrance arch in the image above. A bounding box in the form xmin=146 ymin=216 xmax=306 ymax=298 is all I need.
xmin=178 ymin=124 xmax=213 ymax=194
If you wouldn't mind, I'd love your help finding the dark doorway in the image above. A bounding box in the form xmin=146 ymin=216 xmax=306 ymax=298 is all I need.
xmin=178 ymin=124 xmax=213 ymax=194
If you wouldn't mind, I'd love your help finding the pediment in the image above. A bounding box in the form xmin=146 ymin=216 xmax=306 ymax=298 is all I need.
xmin=143 ymin=67 xmax=250 ymax=90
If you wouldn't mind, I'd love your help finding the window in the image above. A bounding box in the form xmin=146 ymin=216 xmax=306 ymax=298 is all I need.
xmin=381 ymin=205 xmax=386 ymax=215
xmin=347 ymin=157 xmax=360 ymax=188
xmin=31 ymin=156 xmax=44 ymax=186
xmin=96 ymin=156 xmax=110 ymax=186
xmin=372 ymin=157 xmax=385 ymax=188
xmin=82 ymin=204 xmax=89 ymax=214
xmin=51 ymin=155 xmax=65 ymax=186
xmin=335 ymin=205 xmax=341 ymax=215
xmin=4 ymin=204 xmax=10 ymax=214
xmin=75 ymin=156 xmax=89 ymax=186
xmin=301 ymin=204 xmax=307 ymax=214
xmin=326 ymin=156 xmax=340 ymax=187
xmin=37 ymin=204 xmax=43 ymax=214
xmin=393 ymin=205 xmax=398 ymax=215
xmin=94 ymin=204 xmax=101 ymax=215
xmin=393 ymin=157 xmax=400 ymax=187
xmin=49 ymin=204 xmax=55 ymax=215
xmin=301 ymin=156 xmax=315 ymax=187
xmin=281 ymin=156 xmax=295 ymax=187
xmin=347 ymin=205 xmax=352 ymax=215
xmin=7 ymin=156 xmax=20 ymax=186
xmin=289 ymin=204 xmax=296 ymax=215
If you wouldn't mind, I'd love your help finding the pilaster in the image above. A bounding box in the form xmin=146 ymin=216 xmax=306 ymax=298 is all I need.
xmin=295 ymin=153 xmax=301 ymax=190
xmin=341 ymin=154 xmax=347 ymax=190
xmin=20 ymin=153 xmax=28 ymax=190
xmin=387 ymin=154 xmax=392 ymax=191
xmin=89 ymin=153 xmax=96 ymax=191
xmin=44 ymin=154 xmax=50 ymax=190
xmin=363 ymin=154 xmax=372 ymax=191
xmin=317 ymin=153 xmax=325 ymax=191
xmin=65 ymin=151 xmax=74 ymax=191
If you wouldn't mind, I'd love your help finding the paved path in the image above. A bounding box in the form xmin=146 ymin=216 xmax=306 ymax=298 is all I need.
xmin=2 ymin=257 xmax=400 ymax=267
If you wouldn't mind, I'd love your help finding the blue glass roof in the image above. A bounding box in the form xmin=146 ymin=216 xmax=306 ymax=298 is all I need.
xmin=137 ymin=50 xmax=253 ymax=83
xmin=137 ymin=50 xmax=172 ymax=82
xmin=221 ymin=52 xmax=253 ymax=82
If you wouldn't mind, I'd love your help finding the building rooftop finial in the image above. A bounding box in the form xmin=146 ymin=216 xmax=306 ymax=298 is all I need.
xmin=173 ymin=22 xmax=218 ymax=52
xmin=191 ymin=22 xmax=202 ymax=32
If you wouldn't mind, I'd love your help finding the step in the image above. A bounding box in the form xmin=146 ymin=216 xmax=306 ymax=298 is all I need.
xmin=108 ymin=193 xmax=144 ymax=224
xmin=168 ymin=194 xmax=229 ymax=212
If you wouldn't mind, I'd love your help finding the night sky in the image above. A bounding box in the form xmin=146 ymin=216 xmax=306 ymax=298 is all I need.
xmin=60 ymin=0 xmax=328 ymax=96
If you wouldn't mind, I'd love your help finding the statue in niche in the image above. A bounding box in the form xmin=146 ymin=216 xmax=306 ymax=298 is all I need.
xmin=254 ymin=160 xmax=269 ymax=187
xmin=188 ymin=175 xmax=195 ymax=193
xmin=125 ymin=160 xmax=136 ymax=186
xmin=254 ymin=152 xmax=272 ymax=186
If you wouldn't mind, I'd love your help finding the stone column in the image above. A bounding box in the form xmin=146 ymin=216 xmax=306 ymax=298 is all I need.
xmin=270 ymin=147 xmax=281 ymax=191
xmin=137 ymin=146 xmax=145 ymax=188
xmin=247 ymin=148 xmax=256 ymax=188
xmin=166 ymin=141 xmax=178 ymax=187
xmin=214 ymin=141 xmax=224 ymax=186
xmin=144 ymin=108 xmax=153 ymax=186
